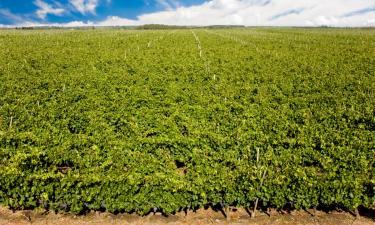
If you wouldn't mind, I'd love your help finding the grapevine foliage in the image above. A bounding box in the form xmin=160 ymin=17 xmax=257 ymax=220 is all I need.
xmin=0 ymin=28 xmax=374 ymax=214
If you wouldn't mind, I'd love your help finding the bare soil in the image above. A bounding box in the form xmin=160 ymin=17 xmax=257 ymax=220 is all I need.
xmin=0 ymin=207 xmax=374 ymax=225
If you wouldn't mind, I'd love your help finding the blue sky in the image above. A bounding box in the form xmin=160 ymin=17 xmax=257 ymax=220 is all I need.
xmin=0 ymin=0 xmax=374 ymax=27
xmin=0 ymin=0 xmax=206 ymax=24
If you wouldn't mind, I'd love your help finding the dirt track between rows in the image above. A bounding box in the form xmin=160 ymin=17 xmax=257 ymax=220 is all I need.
xmin=1 ymin=207 xmax=374 ymax=225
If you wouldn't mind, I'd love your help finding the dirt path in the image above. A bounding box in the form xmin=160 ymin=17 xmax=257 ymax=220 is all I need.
xmin=0 ymin=207 xmax=374 ymax=225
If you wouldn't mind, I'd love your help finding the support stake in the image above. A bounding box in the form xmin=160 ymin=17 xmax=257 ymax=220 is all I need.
xmin=355 ymin=208 xmax=360 ymax=218
xmin=225 ymin=206 xmax=231 ymax=221
xmin=252 ymin=199 xmax=259 ymax=218
xmin=9 ymin=116 xmax=13 ymax=130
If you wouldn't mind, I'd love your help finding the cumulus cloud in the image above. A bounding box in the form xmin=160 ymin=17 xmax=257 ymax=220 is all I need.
xmin=34 ymin=0 xmax=65 ymax=19
xmin=70 ymin=0 xmax=99 ymax=14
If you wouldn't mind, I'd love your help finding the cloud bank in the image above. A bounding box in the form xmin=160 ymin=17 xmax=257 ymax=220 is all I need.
xmin=2 ymin=0 xmax=375 ymax=27
xmin=132 ymin=0 xmax=375 ymax=27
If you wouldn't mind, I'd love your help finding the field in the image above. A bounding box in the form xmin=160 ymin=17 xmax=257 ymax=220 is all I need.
xmin=0 ymin=28 xmax=374 ymax=216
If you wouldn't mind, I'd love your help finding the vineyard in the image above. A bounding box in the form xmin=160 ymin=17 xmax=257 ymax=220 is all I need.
xmin=0 ymin=28 xmax=374 ymax=215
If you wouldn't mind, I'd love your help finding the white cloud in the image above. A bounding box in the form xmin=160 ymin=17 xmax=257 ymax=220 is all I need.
xmin=18 ymin=20 xmax=94 ymax=27
xmin=70 ymin=0 xmax=99 ymax=14
xmin=92 ymin=0 xmax=375 ymax=27
xmin=128 ymin=0 xmax=375 ymax=27
xmin=367 ymin=18 xmax=375 ymax=26
xmin=96 ymin=16 xmax=140 ymax=26
xmin=3 ymin=0 xmax=375 ymax=27
xmin=34 ymin=0 xmax=65 ymax=19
